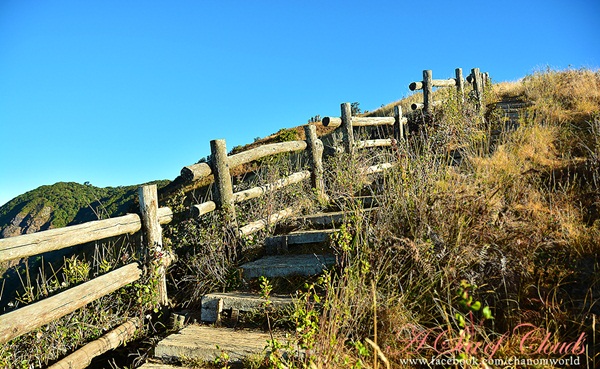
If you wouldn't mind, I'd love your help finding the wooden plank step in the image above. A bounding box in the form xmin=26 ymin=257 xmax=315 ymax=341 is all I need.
xmin=200 ymin=292 xmax=294 ymax=322
xmin=240 ymin=254 xmax=336 ymax=279
xmin=138 ymin=363 xmax=191 ymax=369
xmin=292 ymin=207 xmax=377 ymax=228
xmin=154 ymin=325 xmax=281 ymax=364
xmin=265 ymin=229 xmax=337 ymax=254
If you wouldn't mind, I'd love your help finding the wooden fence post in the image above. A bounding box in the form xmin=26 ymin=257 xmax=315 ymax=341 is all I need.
xmin=455 ymin=68 xmax=464 ymax=103
xmin=423 ymin=70 xmax=433 ymax=115
xmin=304 ymin=124 xmax=328 ymax=203
xmin=471 ymin=68 xmax=482 ymax=109
xmin=210 ymin=139 xmax=237 ymax=226
xmin=393 ymin=105 xmax=404 ymax=141
xmin=341 ymin=102 xmax=354 ymax=156
xmin=138 ymin=184 xmax=168 ymax=306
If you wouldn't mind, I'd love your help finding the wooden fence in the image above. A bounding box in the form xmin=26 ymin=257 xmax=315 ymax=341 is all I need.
xmin=0 ymin=185 xmax=173 ymax=367
xmin=0 ymin=66 xmax=489 ymax=367
xmin=409 ymin=67 xmax=489 ymax=114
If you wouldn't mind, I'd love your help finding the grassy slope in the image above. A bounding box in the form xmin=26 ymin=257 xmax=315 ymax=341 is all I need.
xmin=2 ymin=68 xmax=598 ymax=368
xmin=311 ymin=68 xmax=600 ymax=367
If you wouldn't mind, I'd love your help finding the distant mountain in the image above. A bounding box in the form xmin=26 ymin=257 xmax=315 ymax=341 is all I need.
xmin=0 ymin=181 xmax=169 ymax=238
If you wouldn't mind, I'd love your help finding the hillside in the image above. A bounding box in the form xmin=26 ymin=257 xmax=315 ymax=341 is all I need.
xmin=1 ymin=67 xmax=599 ymax=368
xmin=0 ymin=181 xmax=169 ymax=238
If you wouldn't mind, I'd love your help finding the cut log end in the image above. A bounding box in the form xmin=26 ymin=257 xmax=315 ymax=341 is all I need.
xmin=409 ymin=81 xmax=423 ymax=91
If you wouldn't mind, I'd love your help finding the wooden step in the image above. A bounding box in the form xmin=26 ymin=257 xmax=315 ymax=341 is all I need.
xmin=138 ymin=363 xmax=191 ymax=369
xmin=154 ymin=325 xmax=284 ymax=364
xmin=291 ymin=207 xmax=377 ymax=228
xmin=240 ymin=254 xmax=336 ymax=279
xmin=265 ymin=229 xmax=337 ymax=254
xmin=201 ymin=292 xmax=294 ymax=322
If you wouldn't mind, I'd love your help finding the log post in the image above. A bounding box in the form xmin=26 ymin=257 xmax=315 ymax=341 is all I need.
xmin=304 ymin=124 xmax=328 ymax=203
xmin=423 ymin=70 xmax=433 ymax=115
xmin=455 ymin=68 xmax=464 ymax=104
xmin=471 ymin=68 xmax=482 ymax=108
xmin=483 ymin=72 xmax=490 ymax=91
xmin=138 ymin=185 xmax=168 ymax=307
xmin=340 ymin=102 xmax=354 ymax=156
xmin=210 ymin=139 xmax=237 ymax=226
xmin=393 ymin=105 xmax=404 ymax=141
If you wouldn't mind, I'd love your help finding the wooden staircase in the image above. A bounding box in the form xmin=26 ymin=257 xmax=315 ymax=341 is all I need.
xmin=139 ymin=200 xmax=378 ymax=368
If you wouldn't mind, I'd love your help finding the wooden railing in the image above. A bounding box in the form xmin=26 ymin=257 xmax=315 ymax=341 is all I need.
xmin=409 ymin=67 xmax=489 ymax=114
xmin=0 ymin=185 xmax=173 ymax=366
xmin=183 ymin=126 xmax=325 ymax=237
xmin=0 ymin=66 xmax=491 ymax=367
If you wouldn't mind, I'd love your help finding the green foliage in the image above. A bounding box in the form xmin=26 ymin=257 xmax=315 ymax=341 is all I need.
xmin=274 ymin=128 xmax=298 ymax=142
xmin=351 ymin=102 xmax=361 ymax=115
xmin=0 ymin=180 xmax=169 ymax=232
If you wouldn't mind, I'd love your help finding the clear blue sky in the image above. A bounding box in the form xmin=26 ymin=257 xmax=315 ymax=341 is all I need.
xmin=1 ymin=0 xmax=598 ymax=206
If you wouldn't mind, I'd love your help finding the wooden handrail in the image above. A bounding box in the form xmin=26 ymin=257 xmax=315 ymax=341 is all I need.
xmin=0 ymin=207 xmax=172 ymax=263
xmin=0 ymin=263 xmax=142 ymax=345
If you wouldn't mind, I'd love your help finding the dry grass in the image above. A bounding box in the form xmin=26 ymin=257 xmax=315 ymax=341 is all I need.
xmin=4 ymin=68 xmax=599 ymax=368
xmin=300 ymin=68 xmax=600 ymax=368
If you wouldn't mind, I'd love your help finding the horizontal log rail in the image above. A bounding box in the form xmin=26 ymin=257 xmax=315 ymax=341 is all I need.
xmin=228 ymin=140 xmax=308 ymax=169
xmin=232 ymin=170 xmax=310 ymax=203
xmin=409 ymin=78 xmax=458 ymax=91
xmin=48 ymin=318 xmax=141 ymax=369
xmin=411 ymin=100 xmax=443 ymax=111
xmin=322 ymin=116 xmax=405 ymax=128
xmin=181 ymin=162 xmax=212 ymax=182
xmin=355 ymin=139 xmax=394 ymax=149
xmin=192 ymin=201 xmax=217 ymax=217
xmin=0 ymin=263 xmax=142 ymax=345
xmin=0 ymin=207 xmax=172 ymax=263
xmin=363 ymin=162 xmax=394 ymax=175
xmin=239 ymin=206 xmax=300 ymax=237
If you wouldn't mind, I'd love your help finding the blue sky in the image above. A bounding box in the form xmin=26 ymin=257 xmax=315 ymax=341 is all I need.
xmin=1 ymin=0 xmax=598 ymax=206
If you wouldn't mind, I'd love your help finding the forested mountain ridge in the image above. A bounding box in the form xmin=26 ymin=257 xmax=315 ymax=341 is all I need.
xmin=0 ymin=180 xmax=169 ymax=238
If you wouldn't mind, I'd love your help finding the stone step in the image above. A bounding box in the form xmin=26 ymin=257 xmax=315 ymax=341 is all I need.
xmin=329 ymin=195 xmax=380 ymax=211
xmin=200 ymin=291 xmax=294 ymax=322
xmin=154 ymin=325 xmax=284 ymax=364
xmin=240 ymin=254 xmax=336 ymax=279
xmin=265 ymin=229 xmax=338 ymax=254
xmin=291 ymin=207 xmax=377 ymax=228
xmin=138 ymin=363 xmax=191 ymax=369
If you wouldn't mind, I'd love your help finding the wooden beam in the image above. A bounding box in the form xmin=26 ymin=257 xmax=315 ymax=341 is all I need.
xmin=47 ymin=318 xmax=141 ymax=369
xmin=325 ymin=116 xmax=398 ymax=128
xmin=341 ymin=102 xmax=354 ymax=156
xmin=322 ymin=116 xmax=342 ymax=127
xmin=471 ymin=68 xmax=482 ymax=108
xmin=227 ymin=141 xmax=308 ymax=169
xmin=232 ymin=171 xmax=310 ymax=203
xmin=352 ymin=117 xmax=395 ymax=126
xmin=0 ymin=263 xmax=142 ymax=345
xmin=423 ymin=70 xmax=433 ymax=115
xmin=157 ymin=207 xmax=173 ymax=225
xmin=362 ymin=163 xmax=393 ymax=175
xmin=0 ymin=215 xmax=136 ymax=263
xmin=355 ymin=139 xmax=393 ymax=149
xmin=0 ymin=207 xmax=172 ymax=263
xmin=455 ymin=68 xmax=464 ymax=103
xmin=304 ymin=124 xmax=327 ymax=203
xmin=409 ymin=78 xmax=457 ymax=91
xmin=411 ymin=100 xmax=443 ymax=111
xmin=138 ymin=185 xmax=167 ymax=307
xmin=191 ymin=201 xmax=217 ymax=217
xmin=211 ymin=139 xmax=237 ymax=225
xmin=180 ymin=162 xmax=212 ymax=182
xmin=394 ymin=105 xmax=404 ymax=141
xmin=239 ymin=207 xmax=300 ymax=237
